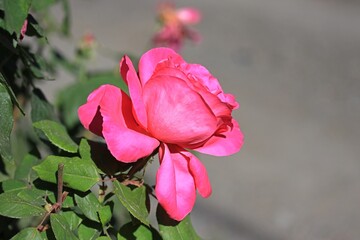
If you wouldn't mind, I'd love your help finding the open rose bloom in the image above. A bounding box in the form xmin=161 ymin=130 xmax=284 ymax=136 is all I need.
xmin=78 ymin=47 xmax=244 ymax=220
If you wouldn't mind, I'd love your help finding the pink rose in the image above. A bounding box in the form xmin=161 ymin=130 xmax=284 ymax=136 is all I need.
xmin=78 ymin=48 xmax=244 ymax=220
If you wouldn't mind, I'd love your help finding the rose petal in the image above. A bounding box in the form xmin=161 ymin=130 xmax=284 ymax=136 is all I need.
xmin=156 ymin=144 xmax=196 ymax=221
xmin=150 ymin=59 xmax=232 ymax=117
xmin=152 ymin=62 xmax=189 ymax=80
xmin=78 ymin=85 xmax=108 ymax=136
xmin=194 ymin=119 xmax=244 ymax=156
xmin=182 ymin=63 xmax=239 ymax=108
xmin=176 ymin=147 xmax=212 ymax=198
xmin=79 ymin=84 xmax=159 ymax=163
xmin=183 ymin=63 xmax=222 ymax=94
xmin=120 ymin=56 xmax=148 ymax=129
xmin=138 ymin=47 xmax=179 ymax=86
xmin=100 ymin=86 xmax=159 ymax=162
xmin=143 ymin=75 xmax=217 ymax=145
xmin=184 ymin=78 xmax=232 ymax=118
xmin=223 ymin=93 xmax=239 ymax=109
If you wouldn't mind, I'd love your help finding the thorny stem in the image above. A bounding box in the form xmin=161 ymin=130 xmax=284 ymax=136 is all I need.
xmin=98 ymin=175 xmax=107 ymax=203
xmin=57 ymin=163 xmax=64 ymax=209
xmin=37 ymin=163 xmax=68 ymax=232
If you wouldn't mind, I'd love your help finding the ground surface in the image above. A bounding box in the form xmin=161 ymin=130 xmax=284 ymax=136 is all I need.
xmin=44 ymin=0 xmax=360 ymax=239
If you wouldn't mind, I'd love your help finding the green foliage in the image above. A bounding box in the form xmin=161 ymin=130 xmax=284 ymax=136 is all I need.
xmin=75 ymin=192 xmax=102 ymax=222
xmin=3 ymin=0 xmax=31 ymax=38
xmin=0 ymin=0 xmax=203 ymax=239
xmin=118 ymin=222 xmax=162 ymax=240
xmin=77 ymin=223 xmax=100 ymax=240
xmin=31 ymin=89 xmax=57 ymax=122
xmin=33 ymin=155 xmax=99 ymax=192
xmin=113 ymin=180 xmax=150 ymax=226
xmin=0 ymin=190 xmax=47 ymax=218
xmin=14 ymin=154 xmax=39 ymax=181
xmin=0 ymin=81 xmax=13 ymax=163
xmin=10 ymin=227 xmax=43 ymax=240
xmin=33 ymin=120 xmax=78 ymax=153
xmin=157 ymin=209 xmax=201 ymax=240
xmin=1 ymin=179 xmax=28 ymax=192
xmin=50 ymin=214 xmax=78 ymax=240
xmin=58 ymin=211 xmax=82 ymax=231
xmin=0 ymin=73 xmax=25 ymax=115
xmin=159 ymin=217 xmax=201 ymax=240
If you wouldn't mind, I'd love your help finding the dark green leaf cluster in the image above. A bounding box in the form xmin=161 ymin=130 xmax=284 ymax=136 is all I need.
xmin=0 ymin=1 xmax=202 ymax=239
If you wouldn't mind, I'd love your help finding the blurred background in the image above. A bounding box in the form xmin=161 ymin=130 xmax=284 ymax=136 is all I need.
xmin=44 ymin=0 xmax=360 ymax=239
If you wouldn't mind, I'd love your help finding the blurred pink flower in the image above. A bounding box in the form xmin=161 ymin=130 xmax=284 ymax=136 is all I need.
xmin=79 ymin=33 xmax=97 ymax=49
xmin=19 ymin=19 xmax=28 ymax=41
xmin=78 ymin=48 xmax=244 ymax=220
xmin=77 ymin=33 xmax=98 ymax=59
xmin=153 ymin=3 xmax=202 ymax=51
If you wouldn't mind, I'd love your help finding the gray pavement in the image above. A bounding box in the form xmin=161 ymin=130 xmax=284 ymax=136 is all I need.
xmin=44 ymin=0 xmax=360 ymax=239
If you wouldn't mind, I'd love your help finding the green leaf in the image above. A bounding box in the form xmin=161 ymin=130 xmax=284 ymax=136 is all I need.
xmin=3 ymin=0 xmax=31 ymax=38
xmin=10 ymin=227 xmax=43 ymax=240
xmin=0 ymin=72 xmax=25 ymax=115
xmin=17 ymin=188 xmax=47 ymax=205
xmin=18 ymin=46 xmax=54 ymax=80
xmin=157 ymin=207 xmax=201 ymax=240
xmin=113 ymin=180 xmax=149 ymax=226
xmin=39 ymin=231 xmax=47 ymax=239
xmin=33 ymin=155 xmax=99 ymax=192
xmin=1 ymin=179 xmax=28 ymax=192
xmin=47 ymin=191 xmax=74 ymax=209
xmin=50 ymin=214 xmax=78 ymax=240
xmin=26 ymin=14 xmax=45 ymax=38
xmin=79 ymin=138 xmax=91 ymax=162
xmin=33 ymin=120 xmax=78 ymax=153
xmin=14 ymin=154 xmax=39 ymax=181
xmin=77 ymin=223 xmax=100 ymax=240
xmin=31 ymin=89 xmax=58 ymax=142
xmin=75 ymin=192 xmax=100 ymax=222
xmin=117 ymin=222 xmax=161 ymax=240
xmin=31 ymin=88 xmax=57 ymax=123
xmin=98 ymin=205 xmax=112 ymax=226
xmin=96 ymin=237 xmax=111 ymax=240
xmin=0 ymin=81 xmax=13 ymax=163
xmin=57 ymin=71 xmax=127 ymax=128
xmin=0 ymin=190 xmax=46 ymax=218
xmin=62 ymin=195 xmax=75 ymax=208
xmin=59 ymin=211 xmax=82 ymax=231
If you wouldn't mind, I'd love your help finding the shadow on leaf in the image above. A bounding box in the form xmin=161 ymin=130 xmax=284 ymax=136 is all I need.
xmin=118 ymin=222 xmax=162 ymax=240
xmin=156 ymin=204 xmax=179 ymax=227
xmin=87 ymin=140 xmax=132 ymax=175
